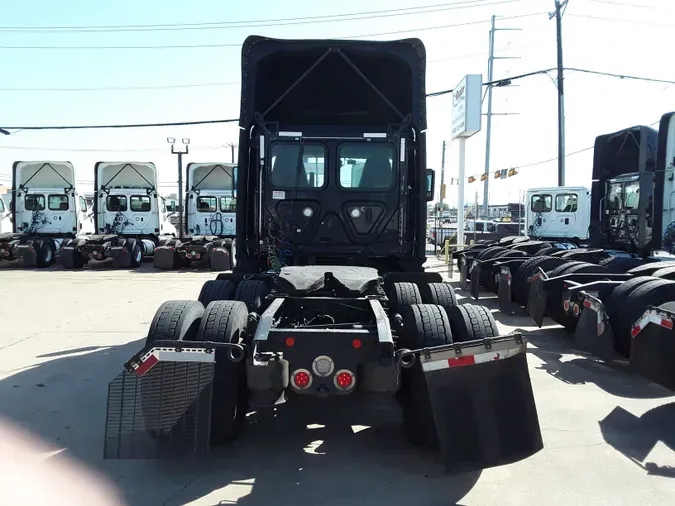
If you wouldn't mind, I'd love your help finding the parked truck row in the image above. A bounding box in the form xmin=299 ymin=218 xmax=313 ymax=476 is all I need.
xmin=459 ymin=112 xmax=675 ymax=392
xmin=0 ymin=161 xmax=238 ymax=270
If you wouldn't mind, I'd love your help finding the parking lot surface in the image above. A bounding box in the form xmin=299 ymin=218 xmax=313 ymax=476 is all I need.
xmin=1 ymin=259 xmax=675 ymax=505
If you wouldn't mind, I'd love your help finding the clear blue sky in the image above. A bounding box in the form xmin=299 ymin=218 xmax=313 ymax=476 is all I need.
xmin=2 ymin=0 xmax=675 ymax=204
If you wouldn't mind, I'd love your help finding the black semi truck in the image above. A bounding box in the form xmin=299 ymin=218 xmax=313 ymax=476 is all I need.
xmin=103 ymin=36 xmax=543 ymax=473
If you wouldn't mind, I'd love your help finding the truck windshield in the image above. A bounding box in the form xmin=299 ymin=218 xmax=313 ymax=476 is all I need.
xmin=269 ymin=143 xmax=326 ymax=189
xmin=530 ymin=194 xmax=552 ymax=213
xmin=107 ymin=195 xmax=127 ymax=212
xmin=338 ymin=143 xmax=395 ymax=190
xmin=220 ymin=197 xmax=236 ymax=212
xmin=197 ymin=197 xmax=217 ymax=212
xmin=25 ymin=194 xmax=45 ymax=211
xmin=48 ymin=194 xmax=69 ymax=211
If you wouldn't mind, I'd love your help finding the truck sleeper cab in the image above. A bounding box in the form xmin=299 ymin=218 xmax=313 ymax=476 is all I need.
xmin=153 ymin=162 xmax=237 ymax=270
xmin=0 ymin=161 xmax=94 ymax=268
xmin=60 ymin=161 xmax=176 ymax=269
xmin=526 ymin=186 xmax=590 ymax=242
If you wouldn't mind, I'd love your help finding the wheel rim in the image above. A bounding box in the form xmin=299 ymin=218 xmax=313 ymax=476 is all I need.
xmin=231 ymin=242 xmax=236 ymax=268
xmin=43 ymin=245 xmax=53 ymax=263
xmin=135 ymin=246 xmax=142 ymax=263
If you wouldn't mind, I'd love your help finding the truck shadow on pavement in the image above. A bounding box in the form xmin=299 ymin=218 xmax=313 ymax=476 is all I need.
xmin=0 ymin=340 xmax=480 ymax=506
xmin=599 ymin=403 xmax=675 ymax=478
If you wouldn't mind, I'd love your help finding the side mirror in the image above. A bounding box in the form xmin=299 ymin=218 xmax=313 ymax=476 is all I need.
xmin=426 ymin=169 xmax=435 ymax=202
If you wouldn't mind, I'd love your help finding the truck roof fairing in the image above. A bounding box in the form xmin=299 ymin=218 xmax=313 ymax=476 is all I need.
xmin=12 ymin=161 xmax=75 ymax=189
xmin=95 ymin=162 xmax=158 ymax=191
xmin=239 ymin=36 xmax=427 ymax=130
xmin=186 ymin=163 xmax=236 ymax=192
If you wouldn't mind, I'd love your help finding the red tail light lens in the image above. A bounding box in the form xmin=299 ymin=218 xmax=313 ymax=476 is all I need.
xmin=291 ymin=369 xmax=312 ymax=390
xmin=352 ymin=339 xmax=362 ymax=349
xmin=334 ymin=370 xmax=355 ymax=390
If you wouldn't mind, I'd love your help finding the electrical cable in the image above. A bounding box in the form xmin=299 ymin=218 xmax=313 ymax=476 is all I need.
xmin=0 ymin=12 xmax=547 ymax=50
xmin=0 ymin=1 xmax=527 ymax=33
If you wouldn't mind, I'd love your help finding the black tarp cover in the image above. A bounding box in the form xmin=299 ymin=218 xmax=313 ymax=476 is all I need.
xmin=239 ymin=36 xmax=427 ymax=130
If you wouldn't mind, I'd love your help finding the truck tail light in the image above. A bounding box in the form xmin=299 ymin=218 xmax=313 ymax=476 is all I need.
xmin=334 ymin=370 xmax=355 ymax=391
xmin=291 ymin=369 xmax=312 ymax=390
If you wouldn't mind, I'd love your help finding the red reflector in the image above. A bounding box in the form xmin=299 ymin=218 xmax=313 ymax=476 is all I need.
xmin=583 ymin=299 xmax=591 ymax=308
xmin=352 ymin=339 xmax=362 ymax=349
xmin=563 ymin=300 xmax=570 ymax=311
xmin=294 ymin=371 xmax=310 ymax=388
xmin=447 ymin=356 xmax=476 ymax=367
xmin=631 ymin=326 xmax=641 ymax=338
xmin=285 ymin=337 xmax=295 ymax=347
xmin=336 ymin=372 xmax=353 ymax=389
xmin=661 ymin=319 xmax=674 ymax=330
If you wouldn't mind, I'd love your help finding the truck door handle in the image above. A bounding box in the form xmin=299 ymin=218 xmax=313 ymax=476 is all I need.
xmin=565 ymin=218 xmax=569 ymax=224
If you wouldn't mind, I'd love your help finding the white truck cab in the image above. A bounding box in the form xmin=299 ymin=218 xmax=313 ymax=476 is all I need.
xmin=0 ymin=194 xmax=11 ymax=234
xmin=59 ymin=161 xmax=176 ymax=269
xmin=153 ymin=162 xmax=237 ymax=270
xmin=526 ymin=186 xmax=591 ymax=241
xmin=0 ymin=161 xmax=94 ymax=267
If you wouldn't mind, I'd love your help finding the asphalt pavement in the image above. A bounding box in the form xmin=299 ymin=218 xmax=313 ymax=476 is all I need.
xmin=0 ymin=258 xmax=674 ymax=505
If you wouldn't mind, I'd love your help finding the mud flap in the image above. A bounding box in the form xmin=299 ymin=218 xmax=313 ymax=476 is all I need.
xmin=153 ymin=246 xmax=177 ymax=270
xmin=497 ymin=267 xmax=513 ymax=315
xmin=59 ymin=246 xmax=77 ymax=268
xmin=526 ymin=270 xmax=548 ymax=328
xmin=415 ymin=335 xmax=543 ymax=473
xmin=103 ymin=343 xmax=229 ymax=459
xmin=110 ymin=246 xmax=131 ymax=268
xmin=572 ymin=294 xmax=616 ymax=362
xmin=209 ymin=247 xmax=231 ymax=271
xmin=15 ymin=243 xmax=37 ymax=267
xmin=630 ymin=307 xmax=675 ymax=391
xmin=470 ymin=260 xmax=481 ymax=300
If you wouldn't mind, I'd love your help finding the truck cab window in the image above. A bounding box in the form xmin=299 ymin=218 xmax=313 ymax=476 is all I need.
xmin=48 ymin=194 xmax=69 ymax=211
xmin=339 ymin=143 xmax=395 ymax=189
xmin=107 ymin=195 xmax=127 ymax=212
xmin=269 ymin=143 xmax=326 ymax=188
xmin=220 ymin=197 xmax=236 ymax=212
xmin=555 ymin=193 xmax=578 ymax=212
xmin=79 ymin=196 xmax=87 ymax=212
xmin=0 ymin=199 xmax=4 ymax=213
xmin=624 ymin=182 xmax=640 ymax=210
xmin=530 ymin=194 xmax=552 ymax=213
xmin=197 ymin=197 xmax=217 ymax=212
xmin=130 ymin=196 xmax=151 ymax=212
xmin=25 ymin=194 xmax=45 ymax=211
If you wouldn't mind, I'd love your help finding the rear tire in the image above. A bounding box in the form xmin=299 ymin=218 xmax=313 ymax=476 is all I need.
xmin=234 ymin=280 xmax=269 ymax=312
xmin=36 ymin=240 xmax=55 ymax=268
xmin=446 ymin=303 xmax=499 ymax=343
xmin=388 ymin=282 xmax=422 ymax=314
xmin=198 ymin=280 xmax=237 ymax=307
xmin=146 ymin=300 xmax=204 ymax=344
xmin=196 ymin=300 xmax=250 ymax=444
xmin=419 ymin=282 xmax=458 ymax=313
xmin=126 ymin=239 xmax=143 ymax=268
xmin=614 ymin=278 xmax=675 ymax=357
xmin=398 ymin=304 xmax=452 ymax=448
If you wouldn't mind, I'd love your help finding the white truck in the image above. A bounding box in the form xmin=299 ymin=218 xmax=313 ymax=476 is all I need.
xmin=60 ymin=161 xmax=176 ymax=268
xmin=0 ymin=161 xmax=95 ymax=267
xmin=525 ymin=186 xmax=591 ymax=242
xmin=0 ymin=193 xmax=11 ymax=233
xmin=153 ymin=162 xmax=236 ymax=270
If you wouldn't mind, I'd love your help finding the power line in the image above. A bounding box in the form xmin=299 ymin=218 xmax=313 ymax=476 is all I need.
xmin=0 ymin=81 xmax=241 ymax=92
xmin=568 ymin=13 xmax=675 ymax=28
xmin=0 ymin=12 xmax=547 ymax=50
xmin=0 ymin=0 xmax=526 ymax=33
xmin=0 ymin=118 xmax=239 ymax=131
xmin=566 ymin=68 xmax=675 ymax=86
xmin=427 ymin=68 xmax=556 ymax=97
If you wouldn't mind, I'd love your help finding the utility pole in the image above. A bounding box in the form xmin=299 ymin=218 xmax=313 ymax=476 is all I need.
xmin=482 ymin=15 xmax=521 ymax=217
xmin=167 ymin=137 xmax=190 ymax=240
xmin=225 ymin=142 xmax=237 ymax=163
xmin=550 ymin=0 xmax=568 ymax=186
xmin=440 ymin=140 xmax=446 ymax=216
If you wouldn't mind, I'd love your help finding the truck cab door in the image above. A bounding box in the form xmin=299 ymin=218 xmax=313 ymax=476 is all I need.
xmin=552 ymin=192 xmax=579 ymax=238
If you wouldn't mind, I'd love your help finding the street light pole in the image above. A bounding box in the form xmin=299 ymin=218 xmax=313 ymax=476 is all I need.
xmin=167 ymin=137 xmax=190 ymax=240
